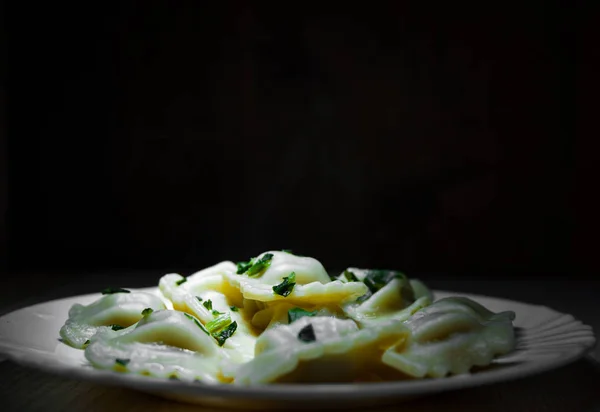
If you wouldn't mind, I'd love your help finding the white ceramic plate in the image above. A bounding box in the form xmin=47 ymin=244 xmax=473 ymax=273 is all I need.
xmin=0 ymin=288 xmax=595 ymax=409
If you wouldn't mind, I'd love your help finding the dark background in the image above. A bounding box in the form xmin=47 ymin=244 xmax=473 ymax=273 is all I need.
xmin=2 ymin=3 xmax=589 ymax=283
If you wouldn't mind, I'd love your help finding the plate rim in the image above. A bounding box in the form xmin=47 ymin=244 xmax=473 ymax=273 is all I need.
xmin=0 ymin=288 xmax=596 ymax=401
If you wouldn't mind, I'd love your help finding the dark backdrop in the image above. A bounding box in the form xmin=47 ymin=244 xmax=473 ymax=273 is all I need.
xmin=6 ymin=3 xmax=581 ymax=277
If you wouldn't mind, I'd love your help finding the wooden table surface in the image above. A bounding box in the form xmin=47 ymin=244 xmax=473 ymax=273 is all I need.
xmin=1 ymin=273 xmax=599 ymax=412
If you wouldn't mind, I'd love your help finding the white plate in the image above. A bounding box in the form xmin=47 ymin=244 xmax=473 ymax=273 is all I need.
xmin=0 ymin=288 xmax=595 ymax=409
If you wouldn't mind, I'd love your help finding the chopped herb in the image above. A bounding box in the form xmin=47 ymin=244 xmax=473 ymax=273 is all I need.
xmin=236 ymin=253 xmax=275 ymax=276
xmin=288 ymin=307 xmax=317 ymax=324
xmin=202 ymin=299 xmax=213 ymax=311
xmin=272 ymin=272 xmax=296 ymax=297
xmin=236 ymin=259 xmax=255 ymax=275
xmin=168 ymin=373 xmax=179 ymax=380
xmin=101 ymin=287 xmax=130 ymax=295
xmin=204 ymin=313 xmax=238 ymax=346
xmin=206 ymin=313 xmax=232 ymax=334
xmin=183 ymin=313 xmax=210 ymax=335
xmin=115 ymin=358 xmax=130 ymax=367
xmin=230 ymin=306 xmax=239 ymax=312
xmin=246 ymin=253 xmax=274 ymax=276
xmin=213 ymin=322 xmax=237 ymax=346
xmin=196 ymin=296 xmax=203 ymax=302
xmin=362 ymin=270 xmax=406 ymax=294
xmin=343 ymin=270 xmax=359 ymax=282
xmin=141 ymin=308 xmax=153 ymax=316
xmin=83 ymin=339 xmax=90 ymax=348
xmin=175 ymin=278 xmax=187 ymax=286
xmin=212 ymin=310 xmax=222 ymax=316
xmin=297 ymin=324 xmax=316 ymax=342
xmin=110 ymin=324 xmax=125 ymax=331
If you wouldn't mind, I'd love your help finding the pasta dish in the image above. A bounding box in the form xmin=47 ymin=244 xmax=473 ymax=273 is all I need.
xmin=59 ymin=250 xmax=515 ymax=384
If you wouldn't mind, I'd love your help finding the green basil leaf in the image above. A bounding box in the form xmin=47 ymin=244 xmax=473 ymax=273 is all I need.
xmin=213 ymin=321 xmax=237 ymax=346
xmin=272 ymin=272 xmax=296 ymax=297
xmin=206 ymin=313 xmax=232 ymax=334
xmin=236 ymin=259 xmax=255 ymax=274
xmin=246 ymin=253 xmax=274 ymax=277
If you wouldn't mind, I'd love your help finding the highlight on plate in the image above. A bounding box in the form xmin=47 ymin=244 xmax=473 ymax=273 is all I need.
xmin=59 ymin=250 xmax=516 ymax=384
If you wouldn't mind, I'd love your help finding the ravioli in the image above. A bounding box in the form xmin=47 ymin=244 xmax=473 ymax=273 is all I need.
xmin=158 ymin=262 xmax=256 ymax=363
xmin=234 ymin=317 xmax=410 ymax=384
xmin=237 ymin=251 xmax=331 ymax=285
xmin=339 ymin=268 xmax=432 ymax=326
xmin=382 ymin=297 xmax=516 ymax=378
xmin=59 ymin=251 xmax=517 ymax=385
xmin=59 ymin=291 xmax=166 ymax=349
xmin=226 ymin=252 xmax=367 ymax=305
xmin=85 ymin=310 xmax=222 ymax=382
